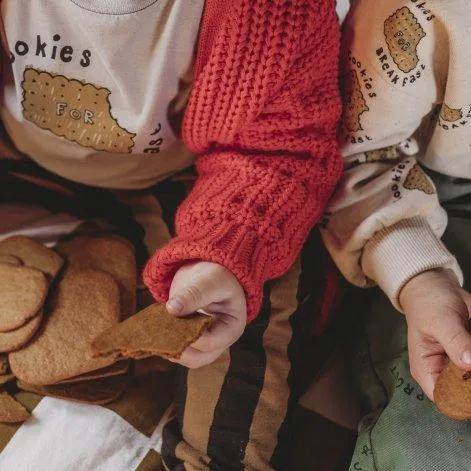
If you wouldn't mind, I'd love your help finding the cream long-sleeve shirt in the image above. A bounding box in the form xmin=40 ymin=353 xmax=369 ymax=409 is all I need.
xmin=0 ymin=0 xmax=204 ymax=189
xmin=322 ymin=0 xmax=468 ymax=309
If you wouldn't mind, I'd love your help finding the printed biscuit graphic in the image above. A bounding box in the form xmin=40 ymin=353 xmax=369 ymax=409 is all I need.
xmin=22 ymin=68 xmax=135 ymax=153
xmin=343 ymin=69 xmax=369 ymax=133
xmin=403 ymin=164 xmax=435 ymax=195
xmin=365 ymin=145 xmax=400 ymax=163
xmin=440 ymin=104 xmax=463 ymax=122
xmin=384 ymin=7 xmax=426 ymax=73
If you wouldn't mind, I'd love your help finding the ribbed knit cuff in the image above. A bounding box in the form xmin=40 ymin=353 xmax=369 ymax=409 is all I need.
xmin=143 ymin=226 xmax=270 ymax=324
xmin=362 ymin=216 xmax=463 ymax=312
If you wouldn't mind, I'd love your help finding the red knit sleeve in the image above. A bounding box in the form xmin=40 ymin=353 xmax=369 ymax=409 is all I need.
xmin=144 ymin=0 xmax=342 ymax=322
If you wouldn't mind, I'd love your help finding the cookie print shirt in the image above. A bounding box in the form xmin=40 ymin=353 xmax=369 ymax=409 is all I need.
xmin=0 ymin=0 xmax=204 ymax=188
xmin=322 ymin=0 xmax=469 ymax=310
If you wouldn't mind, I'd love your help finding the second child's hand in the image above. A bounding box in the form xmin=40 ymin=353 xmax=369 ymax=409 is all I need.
xmin=400 ymin=268 xmax=471 ymax=400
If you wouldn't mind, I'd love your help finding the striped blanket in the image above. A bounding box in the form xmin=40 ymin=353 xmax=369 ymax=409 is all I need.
xmin=0 ymin=180 xmax=177 ymax=470
xmin=0 ymin=164 xmax=359 ymax=470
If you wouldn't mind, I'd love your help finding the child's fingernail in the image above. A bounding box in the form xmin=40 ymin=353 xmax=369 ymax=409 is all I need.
xmin=462 ymin=351 xmax=471 ymax=364
xmin=166 ymin=298 xmax=183 ymax=314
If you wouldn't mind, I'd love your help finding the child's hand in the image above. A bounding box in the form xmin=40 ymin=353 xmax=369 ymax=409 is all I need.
xmin=165 ymin=262 xmax=247 ymax=368
xmin=400 ymin=268 xmax=471 ymax=400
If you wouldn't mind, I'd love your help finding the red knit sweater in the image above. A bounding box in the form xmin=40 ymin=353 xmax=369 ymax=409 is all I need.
xmin=0 ymin=0 xmax=342 ymax=322
xmin=144 ymin=0 xmax=342 ymax=322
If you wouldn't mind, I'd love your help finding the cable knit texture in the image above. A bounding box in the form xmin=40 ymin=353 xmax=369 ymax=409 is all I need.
xmin=144 ymin=0 xmax=342 ymax=322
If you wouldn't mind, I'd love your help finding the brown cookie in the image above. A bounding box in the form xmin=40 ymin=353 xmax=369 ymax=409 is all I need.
xmin=0 ymin=254 xmax=22 ymax=267
xmin=92 ymin=303 xmax=213 ymax=361
xmin=435 ymin=360 xmax=471 ymax=420
xmin=56 ymin=236 xmax=136 ymax=320
xmin=56 ymin=361 xmax=129 ymax=384
xmin=9 ymin=269 xmax=120 ymax=386
xmin=0 ymin=311 xmax=43 ymax=353
xmin=0 ymin=235 xmax=64 ymax=280
xmin=0 ymin=264 xmax=48 ymax=332
xmin=17 ymin=377 xmax=127 ymax=405
xmin=0 ymin=390 xmax=30 ymax=423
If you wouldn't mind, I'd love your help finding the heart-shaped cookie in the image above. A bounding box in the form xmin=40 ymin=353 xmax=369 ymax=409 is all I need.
xmin=0 ymin=311 xmax=43 ymax=353
xmin=9 ymin=269 xmax=120 ymax=386
xmin=56 ymin=236 xmax=136 ymax=320
xmin=0 ymin=236 xmax=63 ymax=280
xmin=0 ymin=265 xmax=47 ymax=332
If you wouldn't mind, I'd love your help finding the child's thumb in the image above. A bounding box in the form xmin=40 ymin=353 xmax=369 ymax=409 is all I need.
xmin=436 ymin=315 xmax=471 ymax=371
xmin=166 ymin=284 xmax=207 ymax=317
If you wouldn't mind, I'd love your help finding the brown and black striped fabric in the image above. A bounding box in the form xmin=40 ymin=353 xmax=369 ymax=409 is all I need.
xmin=159 ymin=229 xmax=336 ymax=470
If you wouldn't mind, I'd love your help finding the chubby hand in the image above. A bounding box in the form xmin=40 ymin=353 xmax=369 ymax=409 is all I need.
xmin=166 ymin=262 xmax=247 ymax=368
xmin=400 ymin=268 xmax=471 ymax=401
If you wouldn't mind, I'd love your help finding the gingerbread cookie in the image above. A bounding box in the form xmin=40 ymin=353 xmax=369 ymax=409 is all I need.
xmin=0 ymin=311 xmax=43 ymax=353
xmin=0 ymin=235 xmax=63 ymax=280
xmin=56 ymin=236 xmax=137 ymax=320
xmin=0 ymin=264 xmax=47 ymax=332
xmin=92 ymin=303 xmax=213 ymax=361
xmin=9 ymin=269 xmax=120 ymax=386
xmin=0 ymin=254 xmax=22 ymax=267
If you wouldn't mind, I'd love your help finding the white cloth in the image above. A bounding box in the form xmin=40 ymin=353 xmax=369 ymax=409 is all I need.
xmin=0 ymin=398 xmax=166 ymax=471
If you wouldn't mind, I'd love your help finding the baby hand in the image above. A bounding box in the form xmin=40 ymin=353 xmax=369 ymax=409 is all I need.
xmin=166 ymin=261 xmax=247 ymax=368
xmin=400 ymin=268 xmax=471 ymax=400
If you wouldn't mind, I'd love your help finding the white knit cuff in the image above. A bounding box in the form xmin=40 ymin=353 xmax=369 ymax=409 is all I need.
xmin=362 ymin=216 xmax=463 ymax=312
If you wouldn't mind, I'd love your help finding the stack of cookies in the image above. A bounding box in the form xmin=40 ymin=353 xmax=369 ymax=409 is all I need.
xmin=0 ymin=234 xmax=213 ymax=424
xmin=0 ymin=236 xmax=64 ymax=355
xmin=0 ymin=235 xmax=136 ymax=422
